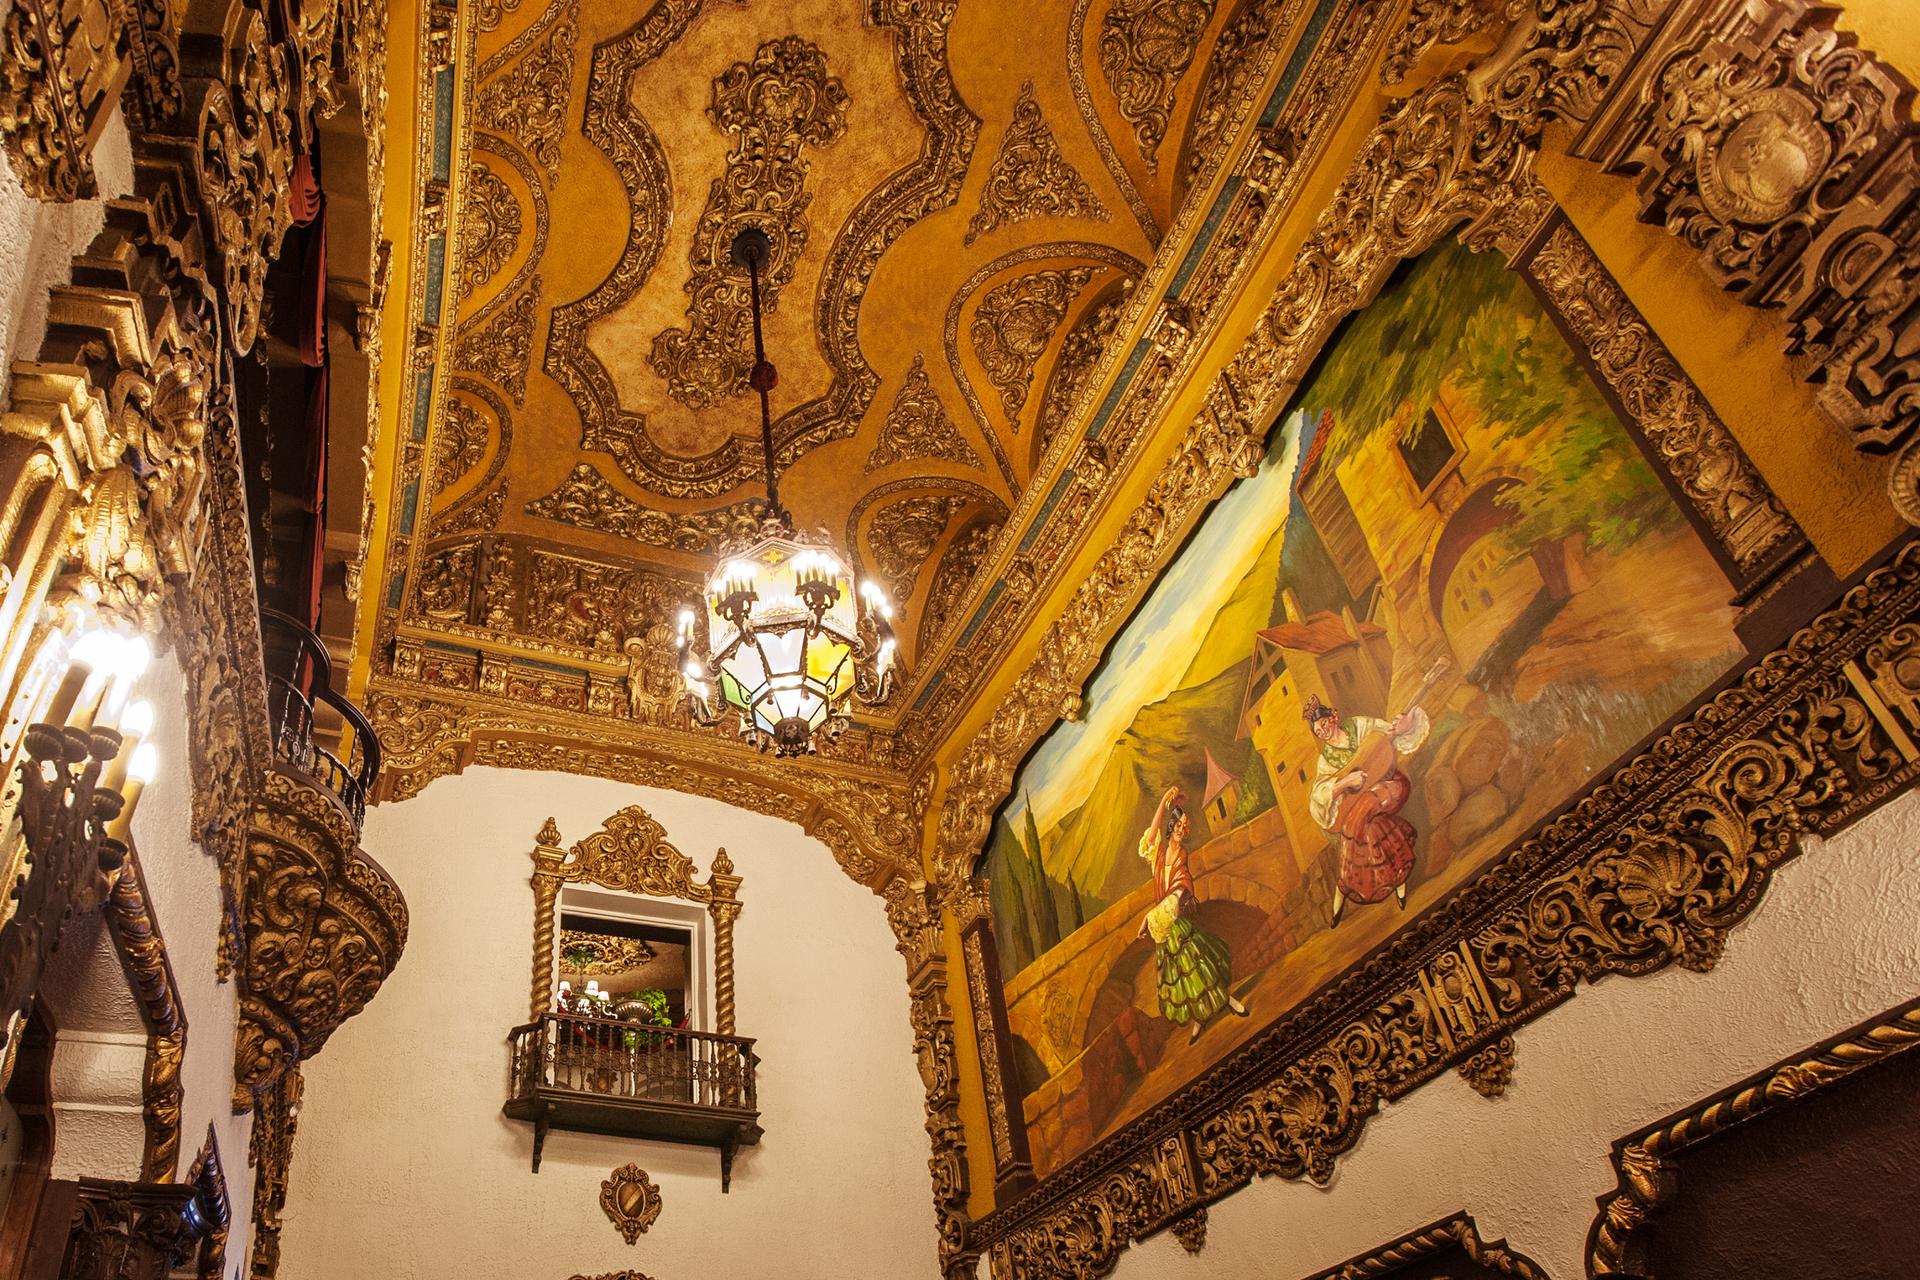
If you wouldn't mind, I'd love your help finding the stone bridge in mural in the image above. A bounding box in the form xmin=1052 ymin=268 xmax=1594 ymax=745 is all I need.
xmin=1000 ymin=806 xmax=1341 ymax=1161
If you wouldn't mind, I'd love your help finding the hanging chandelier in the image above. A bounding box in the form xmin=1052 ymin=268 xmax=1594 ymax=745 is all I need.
xmin=675 ymin=226 xmax=896 ymax=756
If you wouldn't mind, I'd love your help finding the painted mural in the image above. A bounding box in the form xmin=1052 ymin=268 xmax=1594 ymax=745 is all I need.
xmin=983 ymin=240 xmax=1746 ymax=1175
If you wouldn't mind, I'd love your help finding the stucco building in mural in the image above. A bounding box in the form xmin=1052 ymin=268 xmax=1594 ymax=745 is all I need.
xmin=0 ymin=1 xmax=1914 ymax=1278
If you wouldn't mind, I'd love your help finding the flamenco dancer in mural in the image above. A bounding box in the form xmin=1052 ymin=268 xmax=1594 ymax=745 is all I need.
xmin=1306 ymin=688 xmax=1434 ymax=926
xmin=1137 ymin=786 xmax=1250 ymax=1042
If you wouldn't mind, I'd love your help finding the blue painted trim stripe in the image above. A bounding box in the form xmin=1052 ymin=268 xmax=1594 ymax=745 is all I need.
xmin=410 ymin=368 xmax=433 ymax=441
xmin=1085 ymin=341 xmax=1150 ymax=441
xmin=1260 ymin=0 xmax=1342 ymax=127
xmin=432 ymin=67 xmax=455 ymax=182
xmin=910 ymin=670 xmax=946 ymax=713
xmin=1166 ymin=176 xmax=1243 ymax=299
xmin=1018 ymin=470 xmax=1077 ymax=554
xmin=423 ymin=235 xmax=446 ymax=324
xmin=956 ymin=582 xmax=1007 ymax=649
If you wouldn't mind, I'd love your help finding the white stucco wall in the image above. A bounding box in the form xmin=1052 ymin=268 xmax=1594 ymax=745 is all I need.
xmin=1094 ymin=786 xmax=1920 ymax=1279
xmin=279 ymin=767 xmax=940 ymax=1280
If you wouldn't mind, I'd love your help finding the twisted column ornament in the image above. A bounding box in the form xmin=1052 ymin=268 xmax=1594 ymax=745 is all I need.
xmin=530 ymin=817 xmax=566 ymax=1019
xmin=706 ymin=848 xmax=741 ymax=1035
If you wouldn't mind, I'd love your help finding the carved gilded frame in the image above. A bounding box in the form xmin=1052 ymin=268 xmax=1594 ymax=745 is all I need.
xmin=529 ymin=807 xmax=742 ymax=1033
xmin=1587 ymin=994 xmax=1920 ymax=1277
xmin=942 ymin=2 xmax=1920 ymax=1274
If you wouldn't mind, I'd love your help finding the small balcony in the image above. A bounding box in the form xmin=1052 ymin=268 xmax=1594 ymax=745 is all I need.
xmin=261 ymin=608 xmax=380 ymax=824
xmin=505 ymin=1012 xmax=762 ymax=1187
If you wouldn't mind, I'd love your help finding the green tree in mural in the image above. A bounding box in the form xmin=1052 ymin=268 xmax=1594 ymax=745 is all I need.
xmin=1454 ymin=303 xmax=1678 ymax=561
xmin=1301 ymin=240 xmax=1678 ymax=567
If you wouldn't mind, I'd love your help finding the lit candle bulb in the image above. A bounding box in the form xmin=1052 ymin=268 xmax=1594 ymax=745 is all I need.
xmin=103 ymin=742 xmax=158 ymax=844
xmin=42 ymin=659 xmax=97 ymax=727
xmin=96 ymin=636 xmax=151 ymax=733
xmin=64 ymin=632 xmax=121 ymax=730
xmin=102 ymin=700 xmax=154 ymax=791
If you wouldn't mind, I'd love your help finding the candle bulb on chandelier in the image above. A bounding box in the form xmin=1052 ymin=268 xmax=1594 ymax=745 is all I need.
xmin=41 ymin=659 xmax=96 ymax=727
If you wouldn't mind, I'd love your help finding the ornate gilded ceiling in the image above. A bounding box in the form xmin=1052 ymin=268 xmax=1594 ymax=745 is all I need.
xmin=359 ymin=0 xmax=1325 ymax=805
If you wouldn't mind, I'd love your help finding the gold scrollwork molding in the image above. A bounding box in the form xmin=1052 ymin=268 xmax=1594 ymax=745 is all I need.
xmin=1588 ymin=996 xmax=1920 ymax=1277
xmin=0 ymin=0 xmax=181 ymax=201
xmin=649 ymin=35 xmax=848 ymax=411
xmin=882 ymin=877 xmax=975 ymax=1276
xmin=531 ymin=806 xmax=741 ymax=1032
xmin=247 ymin=1067 xmax=303 ymax=1280
xmin=967 ymin=82 xmax=1108 ymax=245
xmin=106 ymin=853 xmax=188 ymax=1184
xmin=1566 ymin=0 xmax=1920 ymax=487
xmin=368 ymin=681 xmax=918 ymax=890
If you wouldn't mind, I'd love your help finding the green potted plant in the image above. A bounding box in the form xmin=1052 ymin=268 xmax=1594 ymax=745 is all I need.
xmin=613 ymin=988 xmax=674 ymax=1050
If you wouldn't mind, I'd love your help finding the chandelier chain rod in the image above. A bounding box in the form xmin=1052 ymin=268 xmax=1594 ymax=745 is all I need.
xmin=745 ymin=242 xmax=779 ymax=519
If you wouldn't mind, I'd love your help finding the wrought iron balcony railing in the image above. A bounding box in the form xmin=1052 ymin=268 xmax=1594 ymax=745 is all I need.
xmin=260 ymin=608 xmax=380 ymax=824
xmin=505 ymin=1012 xmax=762 ymax=1188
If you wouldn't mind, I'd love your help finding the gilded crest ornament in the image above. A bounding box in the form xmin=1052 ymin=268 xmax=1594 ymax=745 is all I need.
xmin=600 ymin=1163 xmax=663 ymax=1245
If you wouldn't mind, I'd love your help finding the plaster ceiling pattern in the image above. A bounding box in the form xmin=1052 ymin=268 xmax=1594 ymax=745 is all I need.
xmin=364 ymin=0 xmax=1297 ymax=791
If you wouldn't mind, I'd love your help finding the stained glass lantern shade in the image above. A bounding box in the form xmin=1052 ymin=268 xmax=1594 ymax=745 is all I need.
xmin=690 ymin=521 xmax=886 ymax=755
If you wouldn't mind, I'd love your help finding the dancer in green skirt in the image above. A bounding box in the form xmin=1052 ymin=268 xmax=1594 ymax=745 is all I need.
xmin=1137 ymin=786 xmax=1249 ymax=1043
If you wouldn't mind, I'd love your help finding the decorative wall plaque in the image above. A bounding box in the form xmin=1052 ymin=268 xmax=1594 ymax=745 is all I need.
xmin=600 ymin=1163 xmax=662 ymax=1246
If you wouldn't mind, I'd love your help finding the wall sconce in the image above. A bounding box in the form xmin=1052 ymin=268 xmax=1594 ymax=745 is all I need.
xmin=0 ymin=623 xmax=159 ymax=1043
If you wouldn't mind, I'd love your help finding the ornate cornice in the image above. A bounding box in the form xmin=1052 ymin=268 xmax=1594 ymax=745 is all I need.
xmin=368 ymin=680 xmax=917 ymax=889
